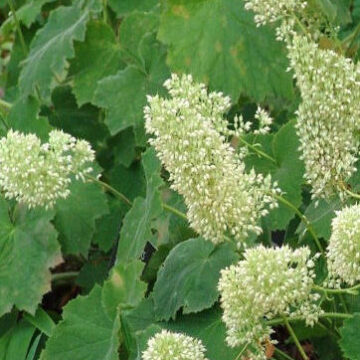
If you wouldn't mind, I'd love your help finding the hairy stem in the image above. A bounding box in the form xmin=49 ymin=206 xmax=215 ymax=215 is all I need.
xmin=343 ymin=186 xmax=360 ymax=200
xmin=238 ymin=136 xmax=276 ymax=163
xmin=272 ymin=193 xmax=324 ymax=255
xmin=283 ymin=318 xmax=308 ymax=360
xmin=0 ymin=98 xmax=12 ymax=110
xmin=274 ymin=347 xmax=296 ymax=360
xmin=87 ymin=174 xmax=132 ymax=206
xmin=86 ymin=175 xmax=188 ymax=222
xmin=267 ymin=312 xmax=352 ymax=327
xmin=51 ymin=271 xmax=79 ymax=283
xmin=7 ymin=0 xmax=28 ymax=55
xmin=313 ymin=284 xmax=360 ymax=295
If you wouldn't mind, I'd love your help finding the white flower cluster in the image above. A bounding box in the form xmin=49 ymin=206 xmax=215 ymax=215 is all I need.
xmin=288 ymin=35 xmax=360 ymax=199
xmin=254 ymin=106 xmax=273 ymax=135
xmin=0 ymin=129 xmax=94 ymax=208
xmin=218 ymin=245 xmax=321 ymax=360
xmin=142 ymin=330 xmax=208 ymax=360
xmin=145 ymin=74 xmax=279 ymax=246
xmin=327 ymin=204 xmax=360 ymax=286
xmin=244 ymin=0 xmax=307 ymax=27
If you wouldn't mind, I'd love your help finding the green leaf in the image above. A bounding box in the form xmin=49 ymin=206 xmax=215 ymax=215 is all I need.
xmin=102 ymin=260 xmax=147 ymax=319
xmin=26 ymin=333 xmax=42 ymax=360
xmin=54 ymin=181 xmax=109 ymax=256
xmin=123 ymin=299 xmax=242 ymax=360
xmin=166 ymin=308 xmax=243 ymax=360
xmin=70 ymin=21 xmax=124 ymax=106
xmin=158 ymin=0 xmax=293 ymax=101
xmin=92 ymin=197 xmax=126 ymax=252
xmin=7 ymin=95 xmax=51 ymax=140
xmin=112 ymin=127 xmax=137 ymax=168
xmin=153 ymin=238 xmax=238 ymax=320
xmin=313 ymin=335 xmax=343 ymax=360
xmin=108 ymin=0 xmax=157 ymax=16
xmin=296 ymin=198 xmax=341 ymax=241
xmin=19 ymin=3 xmax=89 ymax=102
xmin=267 ymin=120 xmax=305 ymax=229
xmin=0 ymin=199 xmax=62 ymax=316
xmin=76 ymin=254 xmax=109 ymax=294
xmin=0 ymin=0 xmax=55 ymax=35
xmin=316 ymin=0 xmax=351 ymax=25
xmin=5 ymin=27 xmax=35 ymax=93
xmin=119 ymin=11 xmax=159 ymax=64
xmin=0 ymin=319 xmax=35 ymax=360
xmin=339 ymin=313 xmax=360 ymax=360
xmin=93 ymin=33 xmax=169 ymax=135
xmin=23 ymin=307 xmax=55 ymax=337
xmin=245 ymin=121 xmax=304 ymax=230
xmin=116 ymin=148 xmax=163 ymax=263
xmin=48 ymin=86 xmax=109 ymax=149
xmin=41 ymin=285 xmax=120 ymax=360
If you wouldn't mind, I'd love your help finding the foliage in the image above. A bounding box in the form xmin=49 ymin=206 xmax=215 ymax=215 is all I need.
xmin=0 ymin=0 xmax=360 ymax=360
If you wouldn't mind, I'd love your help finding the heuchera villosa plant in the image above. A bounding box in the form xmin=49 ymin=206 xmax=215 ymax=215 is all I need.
xmin=1 ymin=1 xmax=360 ymax=360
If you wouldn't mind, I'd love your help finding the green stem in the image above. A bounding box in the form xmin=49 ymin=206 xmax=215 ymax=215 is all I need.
xmin=339 ymin=294 xmax=349 ymax=313
xmin=163 ymin=203 xmax=188 ymax=221
xmin=267 ymin=312 xmax=352 ymax=327
xmin=0 ymin=114 xmax=9 ymax=130
xmin=274 ymin=347 xmax=296 ymax=360
xmin=87 ymin=174 xmax=132 ymax=206
xmin=315 ymin=283 xmax=360 ymax=294
xmin=102 ymin=0 xmax=108 ymax=23
xmin=85 ymin=175 xmax=188 ymax=222
xmin=283 ymin=317 xmax=308 ymax=360
xmin=51 ymin=271 xmax=79 ymax=282
xmin=343 ymin=187 xmax=360 ymax=200
xmin=238 ymin=136 xmax=276 ymax=163
xmin=313 ymin=284 xmax=360 ymax=295
xmin=7 ymin=0 xmax=28 ymax=55
xmin=272 ymin=193 xmax=324 ymax=255
xmin=233 ymin=343 xmax=249 ymax=360
xmin=0 ymin=98 xmax=12 ymax=110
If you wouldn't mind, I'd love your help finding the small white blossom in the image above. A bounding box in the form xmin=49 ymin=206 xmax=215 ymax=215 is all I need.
xmin=244 ymin=0 xmax=307 ymax=27
xmin=254 ymin=106 xmax=273 ymax=135
xmin=0 ymin=129 xmax=94 ymax=209
xmin=218 ymin=245 xmax=321 ymax=360
xmin=145 ymin=74 xmax=279 ymax=246
xmin=288 ymin=35 xmax=360 ymax=199
xmin=327 ymin=204 xmax=360 ymax=286
xmin=142 ymin=330 xmax=208 ymax=360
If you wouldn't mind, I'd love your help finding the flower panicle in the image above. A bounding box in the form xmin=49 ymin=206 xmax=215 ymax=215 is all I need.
xmin=144 ymin=73 xmax=279 ymax=247
xmin=0 ymin=129 xmax=94 ymax=209
xmin=142 ymin=330 xmax=208 ymax=360
xmin=218 ymin=245 xmax=322 ymax=360
xmin=327 ymin=204 xmax=360 ymax=287
xmin=288 ymin=35 xmax=360 ymax=199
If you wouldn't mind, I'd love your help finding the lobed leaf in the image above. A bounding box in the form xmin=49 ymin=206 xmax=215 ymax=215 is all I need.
xmin=153 ymin=237 xmax=238 ymax=320
xmin=0 ymin=198 xmax=62 ymax=316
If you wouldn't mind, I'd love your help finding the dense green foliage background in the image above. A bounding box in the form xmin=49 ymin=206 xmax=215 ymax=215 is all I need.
xmin=0 ymin=0 xmax=360 ymax=359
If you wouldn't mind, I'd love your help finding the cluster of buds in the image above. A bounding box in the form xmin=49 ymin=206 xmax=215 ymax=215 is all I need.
xmin=218 ymin=245 xmax=322 ymax=360
xmin=0 ymin=129 xmax=94 ymax=209
xmin=145 ymin=74 xmax=279 ymax=246
xmin=288 ymin=36 xmax=360 ymax=199
xmin=142 ymin=330 xmax=207 ymax=360
xmin=327 ymin=204 xmax=360 ymax=286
